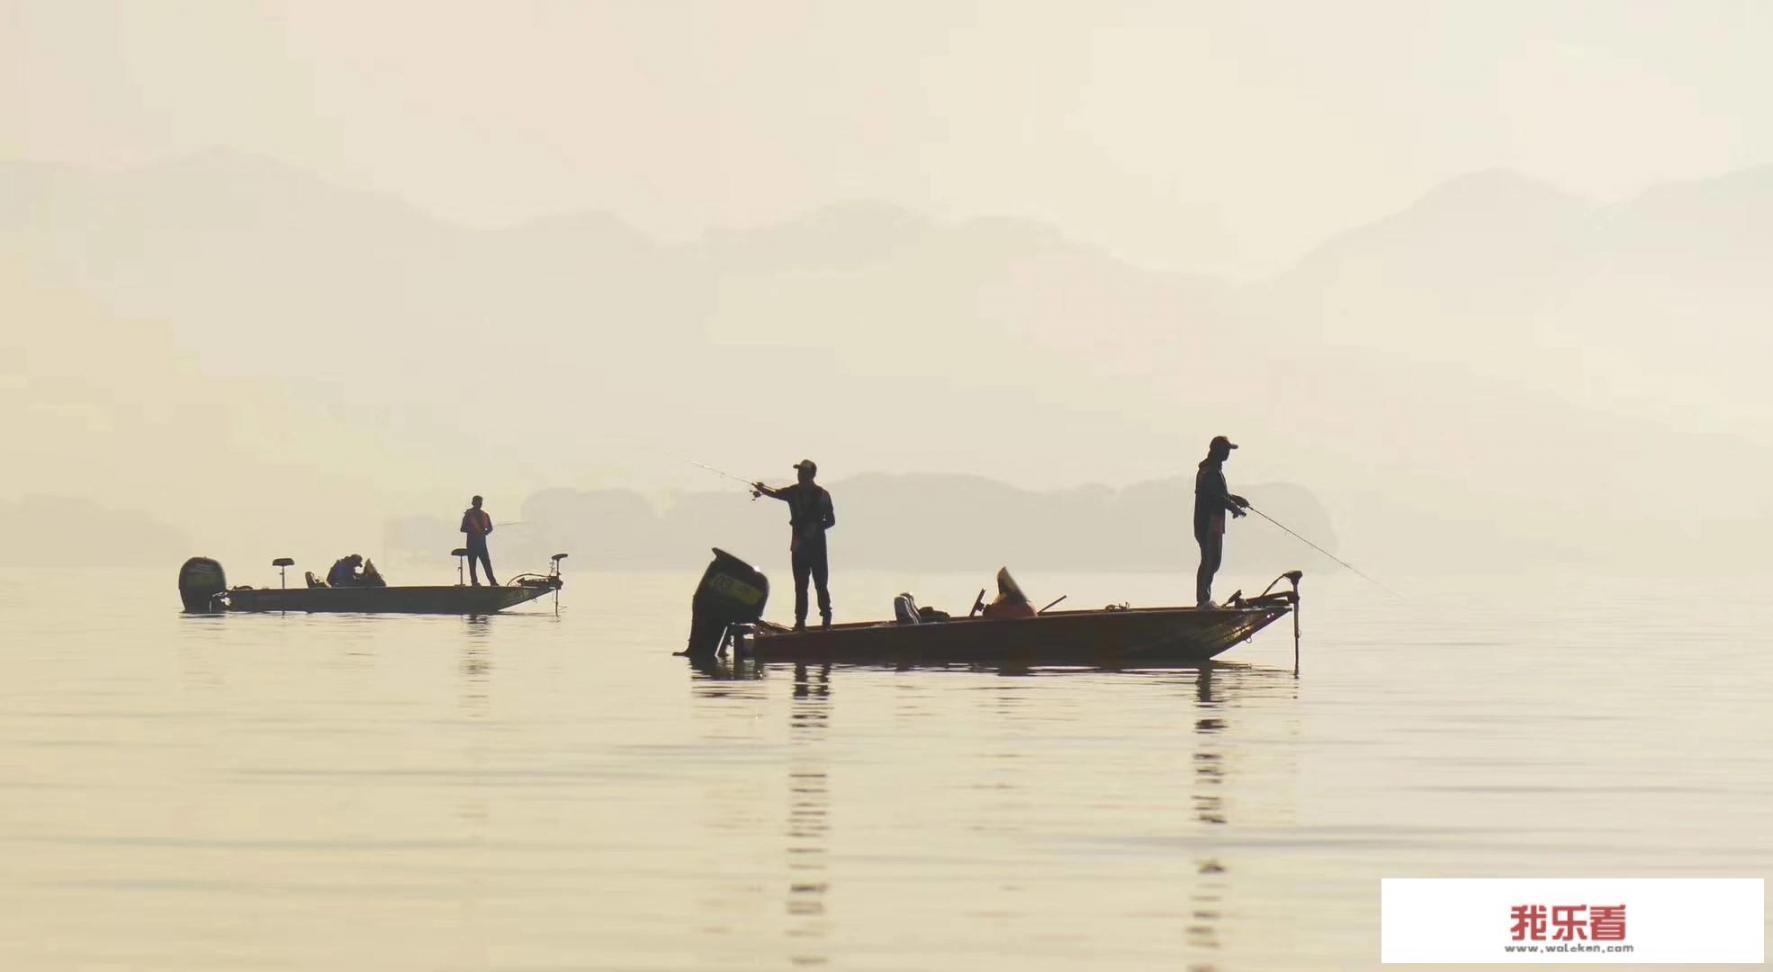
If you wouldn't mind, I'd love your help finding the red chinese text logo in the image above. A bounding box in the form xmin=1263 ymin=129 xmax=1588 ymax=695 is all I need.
xmin=1510 ymin=904 xmax=1627 ymax=941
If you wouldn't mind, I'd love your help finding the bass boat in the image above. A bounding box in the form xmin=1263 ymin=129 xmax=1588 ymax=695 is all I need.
xmin=682 ymin=549 xmax=1299 ymax=669
xmin=178 ymin=553 xmax=566 ymax=615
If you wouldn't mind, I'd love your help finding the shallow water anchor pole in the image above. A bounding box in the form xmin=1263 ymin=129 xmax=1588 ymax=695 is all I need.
xmin=1287 ymin=570 xmax=1303 ymax=678
xmin=272 ymin=558 xmax=294 ymax=618
xmin=550 ymin=553 xmax=568 ymax=616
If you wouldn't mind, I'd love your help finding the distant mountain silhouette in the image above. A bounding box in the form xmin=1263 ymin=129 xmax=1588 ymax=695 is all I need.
xmin=5 ymin=150 xmax=1771 ymax=572
xmin=0 ymin=496 xmax=189 ymax=567
xmin=0 ymin=258 xmax=445 ymax=562
xmin=1259 ymin=170 xmax=1598 ymax=350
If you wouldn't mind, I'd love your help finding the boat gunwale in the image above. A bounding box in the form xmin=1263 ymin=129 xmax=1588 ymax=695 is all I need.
xmin=743 ymin=602 xmax=1289 ymax=640
xmin=219 ymin=579 xmax=559 ymax=615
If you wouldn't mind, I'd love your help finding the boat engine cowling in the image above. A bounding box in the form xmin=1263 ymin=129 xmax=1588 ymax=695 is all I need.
xmin=685 ymin=548 xmax=770 ymax=657
xmin=178 ymin=557 xmax=228 ymax=613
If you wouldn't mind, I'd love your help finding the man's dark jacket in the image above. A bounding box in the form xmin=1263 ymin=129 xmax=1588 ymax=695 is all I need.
xmin=1193 ymin=459 xmax=1238 ymax=540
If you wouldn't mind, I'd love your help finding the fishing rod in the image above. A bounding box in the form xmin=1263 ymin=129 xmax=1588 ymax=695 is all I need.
xmin=685 ymin=459 xmax=765 ymax=497
xmin=1243 ymin=503 xmax=1399 ymax=597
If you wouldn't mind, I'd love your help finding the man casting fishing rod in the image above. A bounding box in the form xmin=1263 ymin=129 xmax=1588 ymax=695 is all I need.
xmin=1195 ymin=435 xmax=1250 ymax=607
xmin=752 ymin=460 xmax=837 ymax=630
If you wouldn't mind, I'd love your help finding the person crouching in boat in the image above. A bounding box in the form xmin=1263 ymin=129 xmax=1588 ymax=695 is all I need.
xmin=327 ymin=554 xmax=366 ymax=588
xmin=752 ymin=460 xmax=836 ymax=630
xmin=460 ymin=495 xmax=497 ymax=586
xmin=1194 ymin=435 xmax=1250 ymax=607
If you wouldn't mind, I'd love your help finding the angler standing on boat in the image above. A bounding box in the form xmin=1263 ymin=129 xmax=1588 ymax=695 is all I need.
xmin=1195 ymin=435 xmax=1249 ymax=607
xmin=753 ymin=460 xmax=836 ymax=629
xmin=460 ymin=495 xmax=498 ymax=586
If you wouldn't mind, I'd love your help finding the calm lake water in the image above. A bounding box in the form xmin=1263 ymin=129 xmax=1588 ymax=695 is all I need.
xmin=1 ymin=565 xmax=1768 ymax=970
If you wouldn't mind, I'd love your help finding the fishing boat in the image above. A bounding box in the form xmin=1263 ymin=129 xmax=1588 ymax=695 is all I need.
xmin=736 ymin=601 xmax=1293 ymax=668
xmin=177 ymin=553 xmax=567 ymax=615
xmin=682 ymin=549 xmax=1300 ymax=669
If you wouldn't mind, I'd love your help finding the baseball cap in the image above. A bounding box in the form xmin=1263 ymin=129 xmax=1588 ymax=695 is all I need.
xmin=1209 ymin=435 xmax=1238 ymax=450
xmin=793 ymin=459 xmax=818 ymax=475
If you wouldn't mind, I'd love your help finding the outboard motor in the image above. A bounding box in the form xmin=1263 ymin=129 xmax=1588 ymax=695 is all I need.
xmin=685 ymin=548 xmax=769 ymax=657
xmin=178 ymin=557 xmax=228 ymax=613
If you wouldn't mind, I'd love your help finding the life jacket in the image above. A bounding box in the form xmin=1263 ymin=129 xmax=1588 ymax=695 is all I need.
xmin=461 ymin=508 xmax=492 ymax=536
xmin=786 ymin=484 xmax=833 ymax=550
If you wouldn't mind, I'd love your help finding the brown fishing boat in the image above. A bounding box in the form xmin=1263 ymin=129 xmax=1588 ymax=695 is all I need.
xmin=683 ymin=549 xmax=1300 ymax=669
xmin=177 ymin=554 xmax=567 ymax=615
xmin=737 ymin=602 xmax=1292 ymax=667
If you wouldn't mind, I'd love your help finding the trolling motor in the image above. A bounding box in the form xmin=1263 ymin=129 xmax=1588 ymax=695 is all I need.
xmin=271 ymin=557 xmax=294 ymax=615
xmin=548 ymin=553 xmax=567 ymax=613
xmin=682 ymin=548 xmax=770 ymax=659
xmin=1255 ymin=570 xmax=1305 ymax=677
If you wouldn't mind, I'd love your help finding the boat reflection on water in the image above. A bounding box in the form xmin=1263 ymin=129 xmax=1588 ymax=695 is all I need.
xmin=683 ymin=655 xmax=1298 ymax=968
xmin=460 ymin=620 xmax=494 ymax=718
xmin=1179 ymin=662 xmax=1303 ymax=969
xmin=785 ymin=663 xmax=833 ymax=966
xmin=1188 ymin=665 xmax=1229 ymax=962
xmin=683 ymin=652 xmax=765 ymax=682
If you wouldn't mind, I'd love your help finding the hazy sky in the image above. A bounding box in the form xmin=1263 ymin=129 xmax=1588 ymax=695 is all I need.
xmin=7 ymin=0 xmax=1770 ymax=274
xmin=6 ymin=1 xmax=1771 ymax=573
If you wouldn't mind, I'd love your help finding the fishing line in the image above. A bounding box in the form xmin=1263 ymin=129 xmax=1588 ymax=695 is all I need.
xmin=685 ymin=459 xmax=762 ymax=491
xmin=1244 ymin=504 xmax=1399 ymax=597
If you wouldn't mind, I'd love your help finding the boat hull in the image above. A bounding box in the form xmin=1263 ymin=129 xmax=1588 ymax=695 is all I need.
xmin=222 ymin=582 xmax=557 ymax=615
xmin=735 ymin=603 xmax=1289 ymax=668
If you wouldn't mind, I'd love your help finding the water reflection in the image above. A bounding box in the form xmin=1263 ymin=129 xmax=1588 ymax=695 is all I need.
xmin=682 ymin=653 xmax=1298 ymax=968
xmin=14 ymin=569 xmax=1768 ymax=971
xmin=786 ymin=663 xmax=832 ymax=966
xmin=1189 ymin=665 xmax=1227 ymax=960
xmin=683 ymin=653 xmax=772 ymax=703
xmin=1192 ymin=666 xmax=1226 ymax=827
xmin=460 ymin=621 xmax=493 ymax=720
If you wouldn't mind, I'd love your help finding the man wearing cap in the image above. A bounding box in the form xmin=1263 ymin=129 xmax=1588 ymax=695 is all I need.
xmin=1194 ymin=436 xmax=1250 ymax=607
xmin=753 ymin=461 xmax=837 ymax=629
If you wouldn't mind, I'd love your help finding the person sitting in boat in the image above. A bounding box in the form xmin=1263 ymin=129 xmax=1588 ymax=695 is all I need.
xmin=982 ymin=567 xmax=1036 ymax=619
xmin=326 ymin=554 xmax=367 ymax=588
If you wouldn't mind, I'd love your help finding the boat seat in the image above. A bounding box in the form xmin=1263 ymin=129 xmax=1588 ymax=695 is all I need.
xmin=305 ymin=571 xmax=328 ymax=589
xmin=272 ymin=557 xmax=295 ymax=567
xmin=893 ymin=593 xmax=922 ymax=625
xmin=450 ymin=548 xmax=468 ymax=558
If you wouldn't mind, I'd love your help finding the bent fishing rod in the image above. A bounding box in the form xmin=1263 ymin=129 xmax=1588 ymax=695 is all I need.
xmin=1242 ymin=503 xmax=1399 ymax=597
xmin=685 ymin=459 xmax=769 ymax=498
